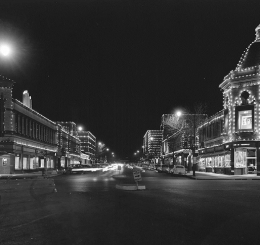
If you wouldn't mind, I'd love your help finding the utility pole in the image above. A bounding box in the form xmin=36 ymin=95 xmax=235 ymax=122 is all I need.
xmin=193 ymin=114 xmax=196 ymax=176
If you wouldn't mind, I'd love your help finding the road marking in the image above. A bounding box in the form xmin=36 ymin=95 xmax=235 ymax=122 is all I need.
xmin=0 ymin=213 xmax=58 ymax=231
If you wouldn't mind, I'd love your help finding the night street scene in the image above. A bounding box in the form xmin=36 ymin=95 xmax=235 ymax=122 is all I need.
xmin=1 ymin=0 xmax=260 ymax=244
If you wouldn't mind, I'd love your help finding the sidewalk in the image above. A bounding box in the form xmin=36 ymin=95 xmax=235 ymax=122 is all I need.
xmin=0 ymin=170 xmax=63 ymax=179
xmin=185 ymin=171 xmax=260 ymax=180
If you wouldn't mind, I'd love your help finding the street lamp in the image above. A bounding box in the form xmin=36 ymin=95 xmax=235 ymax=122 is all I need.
xmin=176 ymin=111 xmax=182 ymax=117
xmin=0 ymin=44 xmax=11 ymax=57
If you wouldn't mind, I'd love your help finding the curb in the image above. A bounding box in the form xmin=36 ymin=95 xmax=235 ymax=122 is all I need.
xmin=0 ymin=173 xmax=63 ymax=180
xmin=112 ymin=175 xmax=127 ymax=179
xmin=184 ymin=175 xmax=260 ymax=180
xmin=116 ymin=184 xmax=146 ymax=191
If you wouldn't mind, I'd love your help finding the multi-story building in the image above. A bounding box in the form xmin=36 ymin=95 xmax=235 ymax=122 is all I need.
xmin=77 ymin=130 xmax=96 ymax=165
xmin=143 ymin=130 xmax=162 ymax=165
xmin=0 ymin=76 xmax=58 ymax=174
xmin=197 ymin=24 xmax=260 ymax=175
xmin=0 ymin=75 xmax=84 ymax=175
xmin=56 ymin=122 xmax=81 ymax=168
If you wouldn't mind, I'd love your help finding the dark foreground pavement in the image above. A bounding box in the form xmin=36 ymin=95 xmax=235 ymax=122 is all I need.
xmin=1 ymin=168 xmax=260 ymax=245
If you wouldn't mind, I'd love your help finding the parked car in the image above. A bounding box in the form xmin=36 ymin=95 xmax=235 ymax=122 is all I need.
xmin=157 ymin=165 xmax=168 ymax=173
xmin=172 ymin=165 xmax=186 ymax=175
xmin=166 ymin=165 xmax=174 ymax=174
xmin=247 ymin=166 xmax=257 ymax=174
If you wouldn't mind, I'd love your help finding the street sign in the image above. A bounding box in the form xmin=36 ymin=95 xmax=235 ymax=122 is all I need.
xmin=133 ymin=171 xmax=142 ymax=181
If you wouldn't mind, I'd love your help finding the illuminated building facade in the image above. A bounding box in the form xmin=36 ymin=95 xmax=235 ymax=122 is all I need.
xmin=56 ymin=122 xmax=81 ymax=168
xmin=77 ymin=130 xmax=96 ymax=165
xmin=198 ymin=24 xmax=260 ymax=175
xmin=0 ymin=76 xmax=58 ymax=174
xmin=143 ymin=130 xmax=162 ymax=164
xmin=0 ymin=76 xmax=82 ymax=174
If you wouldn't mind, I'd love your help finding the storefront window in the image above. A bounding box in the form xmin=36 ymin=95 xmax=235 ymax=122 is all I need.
xmin=30 ymin=156 xmax=35 ymax=169
xmin=23 ymin=156 xmax=28 ymax=169
xmin=34 ymin=157 xmax=39 ymax=169
xmin=61 ymin=157 xmax=65 ymax=168
xmin=219 ymin=156 xmax=224 ymax=167
xmin=206 ymin=157 xmax=213 ymax=167
xmin=47 ymin=158 xmax=51 ymax=168
xmin=225 ymin=154 xmax=231 ymax=167
xmin=199 ymin=158 xmax=205 ymax=169
xmin=234 ymin=148 xmax=247 ymax=168
xmin=214 ymin=156 xmax=218 ymax=167
xmin=50 ymin=159 xmax=54 ymax=168
xmin=15 ymin=155 xmax=21 ymax=169
xmin=40 ymin=158 xmax=44 ymax=168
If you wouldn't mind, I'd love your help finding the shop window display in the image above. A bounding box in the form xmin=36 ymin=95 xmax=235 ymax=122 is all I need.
xmin=224 ymin=154 xmax=231 ymax=167
xmin=61 ymin=157 xmax=65 ymax=168
xmin=219 ymin=156 xmax=224 ymax=167
xmin=15 ymin=155 xmax=21 ymax=169
xmin=206 ymin=157 xmax=213 ymax=167
xmin=199 ymin=158 xmax=205 ymax=169
xmin=234 ymin=149 xmax=247 ymax=168
xmin=23 ymin=156 xmax=28 ymax=169
xmin=30 ymin=157 xmax=34 ymax=169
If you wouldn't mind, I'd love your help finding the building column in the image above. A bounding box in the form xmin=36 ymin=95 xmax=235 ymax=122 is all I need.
xmin=230 ymin=148 xmax=234 ymax=174
xmin=257 ymin=148 xmax=260 ymax=176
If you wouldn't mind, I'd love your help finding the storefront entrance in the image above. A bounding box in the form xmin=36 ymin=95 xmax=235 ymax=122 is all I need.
xmin=234 ymin=148 xmax=257 ymax=175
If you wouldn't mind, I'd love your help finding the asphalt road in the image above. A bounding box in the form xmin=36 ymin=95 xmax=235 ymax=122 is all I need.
xmin=1 ymin=167 xmax=260 ymax=245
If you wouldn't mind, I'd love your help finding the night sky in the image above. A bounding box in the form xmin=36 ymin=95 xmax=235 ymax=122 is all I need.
xmin=0 ymin=0 xmax=260 ymax=159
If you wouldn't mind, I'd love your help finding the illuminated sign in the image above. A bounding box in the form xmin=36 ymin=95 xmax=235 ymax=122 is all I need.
xmin=235 ymin=105 xmax=254 ymax=132
xmin=238 ymin=110 xmax=252 ymax=130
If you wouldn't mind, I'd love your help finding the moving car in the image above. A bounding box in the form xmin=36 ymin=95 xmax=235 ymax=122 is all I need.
xmin=67 ymin=164 xmax=101 ymax=174
xmin=172 ymin=165 xmax=186 ymax=175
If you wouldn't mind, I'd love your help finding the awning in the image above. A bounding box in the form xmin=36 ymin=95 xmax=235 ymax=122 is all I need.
xmin=198 ymin=151 xmax=231 ymax=158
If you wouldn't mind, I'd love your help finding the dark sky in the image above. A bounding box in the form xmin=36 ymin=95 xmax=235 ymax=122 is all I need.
xmin=0 ymin=0 xmax=260 ymax=159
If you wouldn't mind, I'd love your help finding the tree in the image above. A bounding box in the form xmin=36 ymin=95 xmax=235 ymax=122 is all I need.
xmin=162 ymin=103 xmax=208 ymax=159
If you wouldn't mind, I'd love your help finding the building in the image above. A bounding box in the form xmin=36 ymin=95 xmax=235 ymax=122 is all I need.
xmin=77 ymin=130 xmax=96 ymax=165
xmin=0 ymin=75 xmax=85 ymax=175
xmin=161 ymin=114 xmax=207 ymax=169
xmin=143 ymin=130 xmax=163 ymax=165
xmin=0 ymin=76 xmax=57 ymax=174
xmin=56 ymin=122 xmax=81 ymax=168
xmin=197 ymin=24 xmax=260 ymax=175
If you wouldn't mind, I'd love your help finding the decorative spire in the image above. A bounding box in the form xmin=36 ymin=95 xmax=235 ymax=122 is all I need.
xmin=255 ymin=24 xmax=260 ymax=40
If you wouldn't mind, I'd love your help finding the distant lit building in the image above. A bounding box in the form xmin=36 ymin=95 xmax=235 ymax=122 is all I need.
xmin=56 ymin=122 xmax=81 ymax=168
xmin=143 ymin=130 xmax=163 ymax=164
xmin=161 ymin=114 xmax=207 ymax=168
xmin=77 ymin=131 xmax=96 ymax=165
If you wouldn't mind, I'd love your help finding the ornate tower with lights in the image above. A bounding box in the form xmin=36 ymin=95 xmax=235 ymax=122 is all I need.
xmin=219 ymin=24 xmax=260 ymax=175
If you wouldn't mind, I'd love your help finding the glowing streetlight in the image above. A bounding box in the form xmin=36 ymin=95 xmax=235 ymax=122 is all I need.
xmin=0 ymin=44 xmax=11 ymax=57
xmin=176 ymin=111 xmax=182 ymax=117
xmin=78 ymin=126 xmax=83 ymax=131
